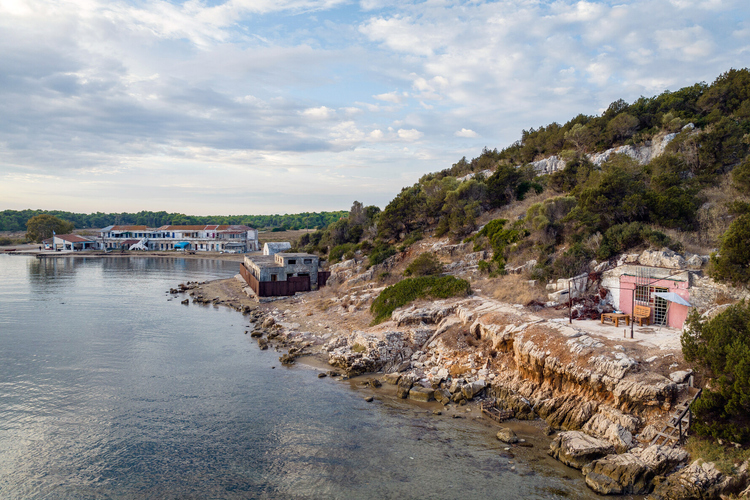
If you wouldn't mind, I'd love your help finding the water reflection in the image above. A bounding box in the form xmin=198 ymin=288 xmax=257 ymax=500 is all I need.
xmin=0 ymin=256 xmax=598 ymax=500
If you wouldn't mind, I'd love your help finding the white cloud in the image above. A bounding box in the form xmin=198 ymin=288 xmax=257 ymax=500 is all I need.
xmin=301 ymin=106 xmax=337 ymax=119
xmin=397 ymin=128 xmax=423 ymax=141
xmin=455 ymin=128 xmax=478 ymax=138
xmin=0 ymin=0 xmax=745 ymax=214
xmin=373 ymin=91 xmax=403 ymax=103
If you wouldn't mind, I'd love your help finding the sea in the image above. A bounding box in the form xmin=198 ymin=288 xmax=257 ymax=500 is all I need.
xmin=0 ymin=255 xmax=601 ymax=499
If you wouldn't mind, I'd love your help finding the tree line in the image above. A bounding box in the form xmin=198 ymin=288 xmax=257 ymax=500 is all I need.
xmin=0 ymin=209 xmax=348 ymax=232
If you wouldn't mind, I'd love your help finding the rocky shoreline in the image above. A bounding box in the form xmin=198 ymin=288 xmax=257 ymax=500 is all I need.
xmin=175 ymin=245 xmax=750 ymax=500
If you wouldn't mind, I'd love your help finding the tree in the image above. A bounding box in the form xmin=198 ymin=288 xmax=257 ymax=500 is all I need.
xmin=710 ymin=214 xmax=750 ymax=285
xmin=26 ymin=214 xmax=75 ymax=243
xmin=682 ymin=302 xmax=750 ymax=443
xmin=606 ymin=113 xmax=639 ymax=142
xmin=565 ymin=123 xmax=594 ymax=152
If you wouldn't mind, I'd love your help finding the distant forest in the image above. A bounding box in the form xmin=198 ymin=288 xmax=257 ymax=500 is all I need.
xmin=0 ymin=209 xmax=348 ymax=232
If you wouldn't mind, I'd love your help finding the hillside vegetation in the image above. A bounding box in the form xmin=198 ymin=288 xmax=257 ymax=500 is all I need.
xmin=297 ymin=68 xmax=750 ymax=286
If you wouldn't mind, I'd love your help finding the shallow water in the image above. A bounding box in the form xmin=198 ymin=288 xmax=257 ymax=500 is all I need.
xmin=0 ymin=255 xmax=600 ymax=499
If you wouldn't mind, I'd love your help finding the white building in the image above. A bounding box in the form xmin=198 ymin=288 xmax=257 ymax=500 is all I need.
xmin=263 ymin=242 xmax=292 ymax=255
xmin=99 ymin=224 xmax=259 ymax=253
xmin=52 ymin=234 xmax=98 ymax=251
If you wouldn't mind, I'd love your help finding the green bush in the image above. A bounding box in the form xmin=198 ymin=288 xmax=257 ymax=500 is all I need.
xmin=404 ymin=253 xmax=443 ymax=277
xmin=596 ymin=222 xmax=682 ymax=260
xmin=329 ymin=243 xmax=356 ymax=263
xmin=370 ymin=276 xmax=471 ymax=324
xmin=0 ymin=237 xmax=13 ymax=246
xmin=467 ymin=218 xmax=527 ymax=271
xmin=368 ymin=242 xmax=396 ymax=268
xmin=710 ymin=214 xmax=750 ymax=285
xmin=682 ymin=302 xmax=750 ymax=443
xmin=550 ymin=243 xmax=593 ymax=279
xmin=733 ymin=159 xmax=750 ymax=191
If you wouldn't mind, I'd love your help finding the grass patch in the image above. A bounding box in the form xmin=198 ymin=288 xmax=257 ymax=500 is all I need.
xmin=684 ymin=436 xmax=750 ymax=475
xmin=370 ymin=275 xmax=471 ymax=325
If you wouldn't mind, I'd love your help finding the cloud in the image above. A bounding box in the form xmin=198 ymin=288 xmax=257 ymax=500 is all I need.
xmin=397 ymin=128 xmax=423 ymax=141
xmin=455 ymin=128 xmax=478 ymax=138
xmin=373 ymin=91 xmax=403 ymax=103
xmin=301 ymin=106 xmax=337 ymax=119
xmin=0 ymin=0 xmax=745 ymax=214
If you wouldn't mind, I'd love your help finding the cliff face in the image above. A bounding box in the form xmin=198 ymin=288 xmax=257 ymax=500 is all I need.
xmin=325 ymin=296 xmax=681 ymax=439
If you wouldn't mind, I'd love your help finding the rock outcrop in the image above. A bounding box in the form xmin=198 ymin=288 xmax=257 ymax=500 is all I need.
xmin=648 ymin=460 xmax=747 ymax=500
xmin=548 ymin=431 xmax=615 ymax=469
xmin=582 ymin=445 xmax=688 ymax=495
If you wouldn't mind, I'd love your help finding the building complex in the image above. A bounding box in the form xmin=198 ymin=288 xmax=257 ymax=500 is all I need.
xmin=98 ymin=225 xmax=259 ymax=253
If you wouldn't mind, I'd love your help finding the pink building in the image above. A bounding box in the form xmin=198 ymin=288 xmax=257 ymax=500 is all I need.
xmin=602 ymin=265 xmax=692 ymax=329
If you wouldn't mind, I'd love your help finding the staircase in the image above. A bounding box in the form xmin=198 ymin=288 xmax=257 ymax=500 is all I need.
xmin=650 ymin=386 xmax=702 ymax=447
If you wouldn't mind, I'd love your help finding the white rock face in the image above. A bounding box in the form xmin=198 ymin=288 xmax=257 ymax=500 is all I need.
xmin=638 ymin=248 xmax=687 ymax=269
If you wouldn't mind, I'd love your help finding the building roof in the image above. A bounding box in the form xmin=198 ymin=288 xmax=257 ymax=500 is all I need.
xmin=55 ymin=234 xmax=95 ymax=243
xmin=107 ymin=225 xmax=148 ymax=231
xmin=156 ymin=224 xmax=252 ymax=231
xmin=263 ymin=242 xmax=292 ymax=255
xmin=247 ymin=255 xmax=284 ymax=269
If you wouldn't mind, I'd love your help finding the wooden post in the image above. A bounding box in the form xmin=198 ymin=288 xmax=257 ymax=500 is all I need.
xmin=569 ymin=280 xmax=572 ymax=324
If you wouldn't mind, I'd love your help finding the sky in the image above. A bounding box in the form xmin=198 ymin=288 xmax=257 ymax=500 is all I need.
xmin=0 ymin=0 xmax=748 ymax=215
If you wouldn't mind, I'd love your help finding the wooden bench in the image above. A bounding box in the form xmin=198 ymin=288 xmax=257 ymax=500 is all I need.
xmin=634 ymin=305 xmax=651 ymax=326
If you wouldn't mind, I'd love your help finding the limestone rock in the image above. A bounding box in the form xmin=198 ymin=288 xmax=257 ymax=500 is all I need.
xmin=542 ymin=395 xmax=597 ymax=431
xmin=582 ymin=413 xmax=634 ymax=453
xmin=391 ymin=303 xmax=456 ymax=326
xmin=648 ymin=459 xmax=745 ymax=500
xmin=496 ymin=427 xmax=519 ymax=444
xmin=548 ymin=431 xmax=615 ymax=470
xmin=383 ymin=372 xmax=402 ymax=385
xmin=408 ymin=386 xmax=435 ymax=402
xmin=638 ymin=249 xmax=687 ymax=269
xmin=461 ymin=380 xmax=487 ymax=400
xmin=433 ymin=388 xmax=451 ymax=404
xmin=669 ymin=370 xmax=692 ymax=384
xmin=582 ymin=445 xmax=687 ymax=495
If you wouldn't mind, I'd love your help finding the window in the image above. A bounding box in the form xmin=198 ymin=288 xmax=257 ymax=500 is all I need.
xmin=271 ymin=274 xmax=277 ymax=282
xmin=304 ymin=259 xmax=312 ymax=264
xmin=635 ymin=285 xmax=649 ymax=303
xmin=288 ymin=259 xmax=296 ymax=265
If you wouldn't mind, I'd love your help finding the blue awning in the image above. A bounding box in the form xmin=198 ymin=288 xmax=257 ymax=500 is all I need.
xmin=174 ymin=242 xmax=190 ymax=249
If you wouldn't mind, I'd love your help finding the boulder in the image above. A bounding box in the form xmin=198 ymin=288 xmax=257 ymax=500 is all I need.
xmin=496 ymin=427 xmax=519 ymax=444
xmin=582 ymin=445 xmax=688 ymax=495
xmin=669 ymin=370 xmax=692 ymax=384
xmin=383 ymin=372 xmax=402 ymax=385
xmin=261 ymin=316 xmax=276 ymax=328
xmin=582 ymin=412 xmax=634 ymax=453
xmin=433 ymin=388 xmax=451 ymax=404
xmin=492 ymin=386 xmax=535 ymax=420
xmin=408 ymin=386 xmax=435 ymax=402
xmin=461 ymin=380 xmax=487 ymax=400
xmin=396 ymin=378 xmax=413 ymax=399
xmin=548 ymin=431 xmax=615 ymax=470
xmin=543 ymin=396 xmax=597 ymax=431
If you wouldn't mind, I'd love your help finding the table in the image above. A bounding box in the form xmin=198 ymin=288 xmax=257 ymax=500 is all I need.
xmin=601 ymin=312 xmax=630 ymax=327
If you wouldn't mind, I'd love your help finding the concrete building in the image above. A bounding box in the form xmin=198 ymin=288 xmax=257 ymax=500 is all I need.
xmin=99 ymin=225 xmax=259 ymax=253
xmin=263 ymin=242 xmax=292 ymax=255
xmin=241 ymin=252 xmax=329 ymax=297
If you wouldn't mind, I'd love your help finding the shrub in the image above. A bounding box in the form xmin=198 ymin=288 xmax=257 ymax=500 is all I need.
xmin=368 ymin=242 xmax=396 ymax=268
xmin=329 ymin=243 xmax=356 ymax=263
xmin=550 ymin=243 xmax=592 ymax=279
xmin=733 ymin=159 xmax=750 ymax=191
xmin=682 ymin=302 xmax=750 ymax=443
xmin=404 ymin=253 xmax=443 ymax=277
xmin=0 ymin=237 xmax=13 ymax=246
xmin=370 ymin=276 xmax=471 ymax=324
xmin=710 ymin=214 xmax=750 ymax=285
xmin=596 ymin=222 xmax=682 ymax=260
xmin=467 ymin=218 xmax=527 ymax=271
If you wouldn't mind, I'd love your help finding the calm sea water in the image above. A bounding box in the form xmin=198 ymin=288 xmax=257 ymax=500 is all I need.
xmin=0 ymin=255 xmax=598 ymax=500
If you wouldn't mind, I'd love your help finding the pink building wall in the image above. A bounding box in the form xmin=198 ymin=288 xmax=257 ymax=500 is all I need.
xmin=618 ymin=275 xmax=690 ymax=329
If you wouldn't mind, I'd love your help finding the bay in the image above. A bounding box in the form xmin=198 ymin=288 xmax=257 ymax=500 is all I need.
xmin=0 ymin=255 xmax=597 ymax=499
